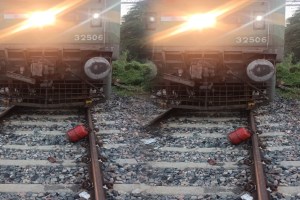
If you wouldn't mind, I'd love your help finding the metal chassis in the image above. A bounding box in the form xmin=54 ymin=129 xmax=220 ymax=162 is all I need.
xmin=150 ymin=50 xmax=275 ymax=110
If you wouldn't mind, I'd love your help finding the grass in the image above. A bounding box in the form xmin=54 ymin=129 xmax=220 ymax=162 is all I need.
xmin=112 ymin=85 xmax=145 ymax=96
xmin=277 ymin=88 xmax=300 ymax=99
xmin=276 ymin=54 xmax=300 ymax=99
xmin=112 ymin=51 xmax=156 ymax=95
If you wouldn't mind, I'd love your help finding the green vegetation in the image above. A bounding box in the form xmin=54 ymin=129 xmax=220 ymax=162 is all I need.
xmin=120 ymin=1 xmax=148 ymax=60
xmin=112 ymin=85 xmax=144 ymax=96
xmin=115 ymin=1 xmax=154 ymax=96
xmin=112 ymin=52 xmax=156 ymax=95
xmin=277 ymin=87 xmax=300 ymax=99
xmin=277 ymin=54 xmax=300 ymax=99
xmin=285 ymin=10 xmax=300 ymax=62
xmin=276 ymin=9 xmax=300 ymax=99
xmin=277 ymin=54 xmax=300 ymax=86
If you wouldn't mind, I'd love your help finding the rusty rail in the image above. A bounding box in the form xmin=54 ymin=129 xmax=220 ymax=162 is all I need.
xmin=146 ymin=108 xmax=175 ymax=127
xmin=0 ymin=106 xmax=15 ymax=118
xmin=249 ymin=111 xmax=270 ymax=200
xmin=86 ymin=108 xmax=106 ymax=200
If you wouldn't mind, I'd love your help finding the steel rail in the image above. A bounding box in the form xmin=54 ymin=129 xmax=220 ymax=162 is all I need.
xmin=249 ymin=111 xmax=270 ymax=200
xmin=87 ymin=108 xmax=106 ymax=200
xmin=146 ymin=108 xmax=175 ymax=126
xmin=0 ymin=106 xmax=15 ymax=118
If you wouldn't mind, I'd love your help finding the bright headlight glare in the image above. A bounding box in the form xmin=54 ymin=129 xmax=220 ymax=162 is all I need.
xmin=149 ymin=16 xmax=156 ymax=22
xmin=91 ymin=13 xmax=102 ymax=27
xmin=93 ymin=13 xmax=100 ymax=19
xmin=254 ymin=14 xmax=265 ymax=29
xmin=256 ymin=15 xmax=263 ymax=21
xmin=27 ymin=11 xmax=56 ymax=27
xmin=185 ymin=14 xmax=216 ymax=30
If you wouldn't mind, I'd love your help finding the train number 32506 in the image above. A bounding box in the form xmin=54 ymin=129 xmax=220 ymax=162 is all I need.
xmin=235 ymin=36 xmax=267 ymax=44
xmin=74 ymin=34 xmax=103 ymax=41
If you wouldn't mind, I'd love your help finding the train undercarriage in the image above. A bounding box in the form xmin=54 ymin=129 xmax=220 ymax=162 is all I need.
xmin=151 ymin=50 xmax=276 ymax=110
xmin=0 ymin=80 xmax=107 ymax=107
xmin=0 ymin=48 xmax=112 ymax=107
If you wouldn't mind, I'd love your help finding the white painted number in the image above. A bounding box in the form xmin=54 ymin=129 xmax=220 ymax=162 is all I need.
xmin=235 ymin=36 xmax=267 ymax=44
xmin=74 ymin=34 xmax=103 ymax=41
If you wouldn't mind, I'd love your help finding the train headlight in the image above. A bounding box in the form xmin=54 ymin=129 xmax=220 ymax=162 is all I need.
xmin=91 ymin=11 xmax=102 ymax=27
xmin=146 ymin=12 xmax=156 ymax=30
xmin=254 ymin=13 xmax=265 ymax=30
xmin=27 ymin=11 xmax=56 ymax=27
xmin=93 ymin=13 xmax=100 ymax=19
xmin=149 ymin=16 xmax=156 ymax=22
xmin=186 ymin=14 xmax=216 ymax=30
xmin=256 ymin=15 xmax=263 ymax=21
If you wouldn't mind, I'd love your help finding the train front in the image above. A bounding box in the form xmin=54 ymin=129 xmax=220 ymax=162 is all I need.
xmin=146 ymin=0 xmax=285 ymax=110
xmin=0 ymin=0 xmax=120 ymax=107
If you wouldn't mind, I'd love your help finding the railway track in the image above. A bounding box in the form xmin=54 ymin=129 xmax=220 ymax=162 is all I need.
xmin=1 ymin=94 xmax=299 ymax=200
xmin=255 ymin=103 xmax=300 ymax=199
xmin=0 ymin=106 xmax=105 ymax=200
xmin=94 ymin=95 xmax=270 ymax=200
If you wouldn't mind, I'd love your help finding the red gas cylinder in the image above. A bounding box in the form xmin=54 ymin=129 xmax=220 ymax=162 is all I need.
xmin=66 ymin=125 xmax=89 ymax=142
xmin=228 ymin=127 xmax=252 ymax=145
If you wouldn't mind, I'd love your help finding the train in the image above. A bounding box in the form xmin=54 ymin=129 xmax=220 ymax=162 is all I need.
xmin=0 ymin=0 xmax=120 ymax=107
xmin=145 ymin=0 xmax=285 ymax=110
